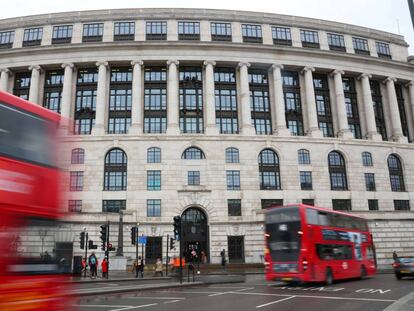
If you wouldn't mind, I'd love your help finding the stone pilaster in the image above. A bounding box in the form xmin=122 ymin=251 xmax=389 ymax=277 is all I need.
xmin=331 ymin=69 xmax=353 ymax=138
xmin=0 ymin=68 xmax=11 ymax=92
xmin=130 ymin=60 xmax=144 ymax=135
xmin=166 ymin=60 xmax=180 ymax=135
xmin=92 ymin=61 xmax=108 ymax=136
xmin=60 ymin=63 xmax=74 ymax=120
xmin=28 ymin=65 xmax=42 ymax=104
xmin=238 ymin=62 xmax=255 ymax=135
xmin=204 ymin=60 xmax=219 ymax=135
xmin=271 ymin=64 xmax=290 ymax=136
xmin=301 ymin=66 xmax=323 ymax=137
xmin=406 ymin=81 xmax=414 ymax=139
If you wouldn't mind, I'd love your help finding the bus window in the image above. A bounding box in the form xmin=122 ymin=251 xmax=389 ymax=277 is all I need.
xmin=365 ymin=246 xmax=375 ymax=260
xmin=317 ymin=211 xmax=329 ymax=226
xmin=316 ymin=244 xmax=353 ymax=260
xmin=305 ymin=208 xmax=318 ymax=225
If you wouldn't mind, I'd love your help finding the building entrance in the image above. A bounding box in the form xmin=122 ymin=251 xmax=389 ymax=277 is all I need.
xmin=181 ymin=207 xmax=209 ymax=263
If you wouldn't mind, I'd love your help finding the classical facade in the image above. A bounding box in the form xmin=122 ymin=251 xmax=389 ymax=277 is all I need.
xmin=1 ymin=8 xmax=414 ymax=269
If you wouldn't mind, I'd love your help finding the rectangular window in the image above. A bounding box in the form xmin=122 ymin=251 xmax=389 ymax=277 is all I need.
xmin=343 ymin=77 xmax=361 ymax=139
xmin=300 ymin=171 xmax=313 ymax=190
xmin=261 ymin=199 xmax=283 ymax=209
xmin=368 ymin=199 xmax=378 ymax=211
xmin=364 ymin=173 xmax=376 ymax=191
xmin=188 ymin=171 xmax=200 ymax=185
xmin=394 ymin=200 xmax=410 ymax=211
xmin=13 ymin=72 xmax=31 ymax=100
xmin=75 ymin=68 xmax=98 ymax=135
xmin=302 ymin=199 xmax=314 ymax=206
xmin=249 ymin=70 xmax=271 ymax=134
xmin=82 ymin=23 xmax=103 ymax=42
xmin=376 ymin=42 xmax=391 ymax=59
xmin=370 ymin=80 xmax=387 ymax=141
xmin=300 ymin=29 xmax=319 ymax=48
xmin=272 ymin=27 xmax=292 ymax=46
xmin=211 ymin=22 xmax=232 ymax=41
xmin=144 ymin=67 xmax=167 ymax=133
xmin=147 ymin=199 xmax=161 ymax=217
xmin=147 ymin=170 xmax=161 ymax=190
xmin=395 ymin=84 xmax=409 ymax=140
xmin=226 ymin=170 xmax=240 ymax=190
xmin=146 ymin=21 xmax=167 ymax=40
xmin=0 ymin=30 xmax=14 ymax=48
xmin=70 ymin=171 xmax=84 ymax=191
xmin=215 ymin=68 xmax=238 ymax=134
xmin=23 ymin=28 xmax=43 ymax=46
xmin=242 ymin=24 xmax=262 ymax=43
xmin=52 ymin=25 xmax=73 ymax=44
xmin=327 ymin=33 xmax=345 ymax=51
xmin=102 ymin=200 xmax=126 ymax=213
xmin=282 ymin=70 xmax=304 ymax=136
xmin=178 ymin=21 xmax=200 ymax=40
xmin=228 ymin=236 xmax=244 ymax=263
xmin=68 ymin=200 xmax=82 ymax=213
xmin=145 ymin=237 xmax=162 ymax=264
xmin=314 ymin=75 xmax=333 ymax=137
xmin=114 ymin=22 xmax=135 ymax=41
xmin=332 ymin=199 xmax=352 ymax=211
xmin=228 ymin=199 xmax=241 ymax=216
xmin=43 ymin=70 xmax=64 ymax=113
xmin=353 ymin=37 xmax=370 ymax=55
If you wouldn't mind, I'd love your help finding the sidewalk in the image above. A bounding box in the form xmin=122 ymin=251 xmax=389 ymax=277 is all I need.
xmin=384 ymin=291 xmax=414 ymax=311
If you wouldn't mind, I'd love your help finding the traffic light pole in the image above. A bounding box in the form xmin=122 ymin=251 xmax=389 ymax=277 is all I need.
xmin=135 ymin=225 xmax=138 ymax=278
xmin=84 ymin=232 xmax=88 ymax=277
xmin=166 ymin=234 xmax=169 ymax=276
xmin=106 ymin=221 xmax=110 ymax=279
xmin=179 ymin=221 xmax=183 ymax=284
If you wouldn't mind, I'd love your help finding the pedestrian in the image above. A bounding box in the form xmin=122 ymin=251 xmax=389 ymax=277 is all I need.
xmin=154 ymin=258 xmax=163 ymax=277
xmin=393 ymin=251 xmax=399 ymax=263
xmin=136 ymin=256 xmax=144 ymax=278
xmin=201 ymin=250 xmax=207 ymax=264
xmin=88 ymin=252 xmax=98 ymax=278
xmin=81 ymin=257 xmax=87 ymax=276
xmin=220 ymin=249 xmax=227 ymax=271
xmin=101 ymin=257 xmax=108 ymax=278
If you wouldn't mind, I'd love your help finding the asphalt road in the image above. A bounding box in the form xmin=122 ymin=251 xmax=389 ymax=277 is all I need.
xmin=72 ymin=274 xmax=414 ymax=311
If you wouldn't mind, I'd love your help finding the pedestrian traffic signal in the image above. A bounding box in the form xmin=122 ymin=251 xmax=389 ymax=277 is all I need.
xmin=173 ymin=216 xmax=181 ymax=239
xmin=170 ymin=237 xmax=175 ymax=250
xmin=100 ymin=224 xmax=108 ymax=251
xmin=80 ymin=231 xmax=86 ymax=249
xmin=131 ymin=226 xmax=137 ymax=245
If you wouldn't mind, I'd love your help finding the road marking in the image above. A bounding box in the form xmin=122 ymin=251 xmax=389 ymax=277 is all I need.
xmin=72 ymin=305 xmax=131 ymax=308
xmin=126 ymin=297 xmax=185 ymax=300
xmin=100 ymin=283 xmax=120 ymax=286
xmin=208 ymin=287 xmax=254 ymax=297
xmin=178 ymin=290 xmax=222 ymax=294
xmin=231 ymin=291 xmax=396 ymax=302
xmin=164 ymin=300 xmax=181 ymax=304
xmin=256 ymin=296 xmax=296 ymax=308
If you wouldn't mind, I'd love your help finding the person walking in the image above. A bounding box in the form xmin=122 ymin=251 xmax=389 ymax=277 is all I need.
xmin=154 ymin=258 xmax=163 ymax=277
xmin=136 ymin=256 xmax=144 ymax=278
xmin=393 ymin=251 xmax=400 ymax=263
xmin=220 ymin=249 xmax=227 ymax=271
xmin=101 ymin=257 xmax=108 ymax=278
xmin=88 ymin=252 xmax=98 ymax=278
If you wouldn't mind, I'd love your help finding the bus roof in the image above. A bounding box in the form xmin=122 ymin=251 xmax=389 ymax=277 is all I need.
xmin=0 ymin=91 xmax=61 ymax=123
xmin=265 ymin=203 xmax=367 ymax=221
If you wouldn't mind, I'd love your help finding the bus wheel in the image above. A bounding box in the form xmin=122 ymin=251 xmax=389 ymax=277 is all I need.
xmin=325 ymin=268 xmax=333 ymax=285
xmin=360 ymin=266 xmax=367 ymax=280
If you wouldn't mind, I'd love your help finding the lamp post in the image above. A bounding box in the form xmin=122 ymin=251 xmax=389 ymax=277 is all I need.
xmin=116 ymin=210 xmax=124 ymax=256
xmin=38 ymin=229 xmax=48 ymax=258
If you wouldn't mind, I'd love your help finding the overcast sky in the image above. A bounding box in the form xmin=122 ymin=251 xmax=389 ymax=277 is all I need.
xmin=1 ymin=0 xmax=413 ymax=54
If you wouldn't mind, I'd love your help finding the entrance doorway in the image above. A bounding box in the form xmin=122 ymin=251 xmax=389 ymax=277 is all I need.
xmin=181 ymin=207 xmax=209 ymax=263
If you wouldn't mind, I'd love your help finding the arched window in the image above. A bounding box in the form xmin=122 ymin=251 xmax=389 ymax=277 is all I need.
xmin=104 ymin=148 xmax=127 ymax=191
xmin=328 ymin=151 xmax=348 ymax=190
xmin=258 ymin=149 xmax=281 ymax=190
xmin=71 ymin=148 xmax=85 ymax=164
xmin=362 ymin=152 xmax=373 ymax=167
xmin=182 ymin=147 xmax=205 ymax=159
xmin=298 ymin=149 xmax=310 ymax=165
xmin=147 ymin=147 xmax=161 ymax=163
xmin=388 ymin=154 xmax=405 ymax=192
xmin=226 ymin=147 xmax=239 ymax=163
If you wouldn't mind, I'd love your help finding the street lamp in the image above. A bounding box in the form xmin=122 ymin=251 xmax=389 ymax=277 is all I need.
xmin=38 ymin=229 xmax=48 ymax=258
xmin=116 ymin=210 xmax=124 ymax=256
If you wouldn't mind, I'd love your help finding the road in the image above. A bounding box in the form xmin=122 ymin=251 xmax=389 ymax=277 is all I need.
xmin=72 ymin=274 xmax=414 ymax=311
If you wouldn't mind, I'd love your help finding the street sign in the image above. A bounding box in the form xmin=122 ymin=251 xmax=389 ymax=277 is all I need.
xmin=138 ymin=236 xmax=147 ymax=245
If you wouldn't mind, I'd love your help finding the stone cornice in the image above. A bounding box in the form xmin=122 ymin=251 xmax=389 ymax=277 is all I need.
xmin=0 ymin=8 xmax=407 ymax=46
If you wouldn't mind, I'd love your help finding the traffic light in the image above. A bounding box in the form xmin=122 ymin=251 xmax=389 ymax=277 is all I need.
xmin=170 ymin=237 xmax=175 ymax=250
xmin=131 ymin=226 xmax=137 ymax=245
xmin=100 ymin=224 xmax=107 ymax=251
xmin=173 ymin=216 xmax=181 ymax=239
xmin=80 ymin=231 xmax=86 ymax=249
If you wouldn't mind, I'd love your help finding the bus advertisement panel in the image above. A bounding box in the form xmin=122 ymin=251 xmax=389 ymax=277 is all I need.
xmin=264 ymin=204 xmax=376 ymax=284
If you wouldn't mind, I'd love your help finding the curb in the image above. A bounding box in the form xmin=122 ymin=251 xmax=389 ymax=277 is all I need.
xmin=383 ymin=291 xmax=414 ymax=311
xmin=70 ymin=276 xmax=172 ymax=284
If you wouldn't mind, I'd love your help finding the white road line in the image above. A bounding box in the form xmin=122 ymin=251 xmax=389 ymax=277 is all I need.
xmin=126 ymin=297 xmax=185 ymax=300
xmin=231 ymin=291 xmax=396 ymax=302
xmin=111 ymin=304 xmax=158 ymax=311
xmin=164 ymin=300 xmax=181 ymax=304
xmin=208 ymin=287 xmax=255 ymax=297
xmin=72 ymin=305 xmax=131 ymax=308
xmin=256 ymin=296 xmax=296 ymax=308
xmin=100 ymin=283 xmax=120 ymax=286
xmin=178 ymin=290 xmax=222 ymax=294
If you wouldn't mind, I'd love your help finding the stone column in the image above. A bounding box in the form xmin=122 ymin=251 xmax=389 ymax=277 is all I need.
xmin=60 ymin=63 xmax=74 ymax=120
xmin=271 ymin=64 xmax=290 ymax=136
xmin=238 ymin=62 xmax=255 ymax=135
xmin=130 ymin=60 xmax=144 ymax=134
xmin=0 ymin=68 xmax=10 ymax=92
xmin=28 ymin=65 xmax=41 ymax=104
xmin=357 ymin=73 xmax=381 ymax=141
xmin=331 ymin=69 xmax=353 ymax=138
xmin=384 ymin=77 xmax=407 ymax=143
xmin=166 ymin=60 xmax=180 ymax=135
xmin=301 ymin=66 xmax=323 ymax=137
xmin=92 ymin=61 xmax=108 ymax=136
xmin=407 ymin=81 xmax=414 ymax=138
xmin=204 ymin=60 xmax=219 ymax=135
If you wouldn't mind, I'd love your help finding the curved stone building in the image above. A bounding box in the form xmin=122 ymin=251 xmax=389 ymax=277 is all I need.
xmin=1 ymin=8 xmax=413 ymax=269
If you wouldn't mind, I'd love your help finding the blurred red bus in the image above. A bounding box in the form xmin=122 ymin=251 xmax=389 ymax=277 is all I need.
xmin=0 ymin=91 xmax=71 ymax=310
xmin=264 ymin=204 xmax=377 ymax=285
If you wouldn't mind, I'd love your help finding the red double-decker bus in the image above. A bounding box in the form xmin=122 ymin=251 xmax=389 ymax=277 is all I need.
xmin=0 ymin=91 xmax=71 ymax=310
xmin=264 ymin=204 xmax=377 ymax=285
